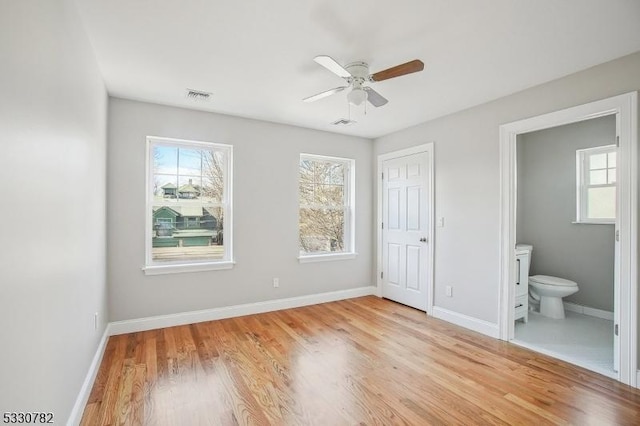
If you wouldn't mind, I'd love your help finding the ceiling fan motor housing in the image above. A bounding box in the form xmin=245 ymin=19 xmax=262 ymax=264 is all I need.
xmin=345 ymin=62 xmax=370 ymax=105
xmin=345 ymin=61 xmax=370 ymax=85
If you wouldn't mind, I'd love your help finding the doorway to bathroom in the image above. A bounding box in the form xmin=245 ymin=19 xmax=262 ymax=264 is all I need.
xmin=498 ymin=92 xmax=638 ymax=386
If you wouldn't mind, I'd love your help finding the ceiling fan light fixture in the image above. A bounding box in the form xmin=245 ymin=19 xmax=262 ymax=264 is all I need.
xmin=347 ymin=88 xmax=368 ymax=106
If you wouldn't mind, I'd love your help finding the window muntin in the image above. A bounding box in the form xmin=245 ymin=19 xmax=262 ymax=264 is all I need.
xmin=577 ymin=145 xmax=616 ymax=223
xmin=146 ymin=137 xmax=232 ymax=270
xmin=299 ymin=154 xmax=355 ymax=257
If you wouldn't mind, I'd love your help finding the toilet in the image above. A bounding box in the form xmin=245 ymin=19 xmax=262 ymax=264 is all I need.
xmin=516 ymin=244 xmax=579 ymax=319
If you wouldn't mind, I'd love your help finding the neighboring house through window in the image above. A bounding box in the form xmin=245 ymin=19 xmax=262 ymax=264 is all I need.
xmin=145 ymin=136 xmax=233 ymax=274
xmin=576 ymin=144 xmax=616 ymax=223
xmin=299 ymin=153 xmax=355 ymax=261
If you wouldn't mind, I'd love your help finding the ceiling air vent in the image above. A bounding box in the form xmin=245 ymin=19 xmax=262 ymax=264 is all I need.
xmin=186 ymin=89 xmax=212 ymax=101
xmin=331 ymin=118 xmax=357 ymax=126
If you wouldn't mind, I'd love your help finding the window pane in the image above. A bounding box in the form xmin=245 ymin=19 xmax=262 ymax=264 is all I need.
xmin=300 ymin=160 xmax=314 ymax=182
xmin=177 ymin=176 xmax=201 ymax=199
xmin=178 ymin=148 xmax=203 ymax=176
xmin=299 ymin=183 xmax=314 ymax=205
xmin=608 ymin=169 xmax=616 ymax=184
xmin=587 ymin=187 xmax=616 ymax=219
xmin=314 ymin=161 xmax=337 ymax=184
xmin=315 ymin=184 xmax=344 ymax=206
xmin=589 ymin=170 xmax=606 ymax=185
xmin=154 ymin=175 xmax=178 ymax=200
xmin=299 ymin=207 xmax=345 ymax=253
xmin=201 ymin=150 xmax=225 ymax=203
xmin=151 ymin=205 xmax=224 ymax=262
xmin=589 ymin=153 xmax=606 ymax=170
xmin=607 ymin=152 xmax=616 ymax=168
xmin=330 ymin=163 xmax=344 ymax=184
xmin=153 ymin=146 xmax=178 ymax=174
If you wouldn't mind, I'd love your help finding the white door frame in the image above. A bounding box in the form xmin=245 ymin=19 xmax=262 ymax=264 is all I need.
xmin=498 ymin=92 xmax=638 ymax=386
xmin=377 ymin=143 xmax=435 ymax=314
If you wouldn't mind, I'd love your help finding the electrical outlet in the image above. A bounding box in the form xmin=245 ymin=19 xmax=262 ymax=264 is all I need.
xmin=445 ymin=286 xmax=453 ymax=297
xmin=94 ymin=312 xmax=98 ymax=330
xmin=273 ymin=278 xmax=279 ymax=288
xmin=437 ymin=217 xmax=445 ymax=228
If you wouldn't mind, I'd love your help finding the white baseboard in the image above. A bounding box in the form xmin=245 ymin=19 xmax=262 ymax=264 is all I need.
xmin=109 ymin=286 xmax=376 ymax=335
xmin=637 ymin=370 xmax=640 ymax=389
xmin=563 ymin=302 xmax=614 ymax=321
xmin=431 ymin=306 xmax=500 ymax=338
xmin=67 ymin=324 xmax=111 ymax=426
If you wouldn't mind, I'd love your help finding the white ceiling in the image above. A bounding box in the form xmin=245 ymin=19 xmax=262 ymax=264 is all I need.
xmin=74 ymin=0 xmax=640 ymax=139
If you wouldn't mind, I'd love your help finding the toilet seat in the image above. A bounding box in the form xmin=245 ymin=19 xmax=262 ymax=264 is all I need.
xmin=529 ymin=275 xmax=577 ymax=288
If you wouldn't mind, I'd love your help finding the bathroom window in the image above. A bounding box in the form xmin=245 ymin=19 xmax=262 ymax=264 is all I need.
xmin=576 ymin=145 xmax=616 ymax=224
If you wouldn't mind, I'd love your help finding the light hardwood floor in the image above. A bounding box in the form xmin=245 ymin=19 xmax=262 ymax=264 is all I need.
xmin=81 ymin=296 xmax=640 ymax=425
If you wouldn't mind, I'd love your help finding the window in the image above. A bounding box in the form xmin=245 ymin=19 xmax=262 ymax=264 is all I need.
xmin=576 ymin=145 xmax=616 ymax=223
xmin=299 ymin=154 xmax=355 ymax=261
xmin=145 ymin=137 xmax=233 ymax=274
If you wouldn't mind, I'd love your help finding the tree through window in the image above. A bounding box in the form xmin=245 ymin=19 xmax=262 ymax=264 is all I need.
xmin=299 ymin=154 xmax=354 ymax=257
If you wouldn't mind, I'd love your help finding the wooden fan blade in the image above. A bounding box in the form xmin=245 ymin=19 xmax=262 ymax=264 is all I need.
xmin=364 ymin=87 xmax=388 ymax=107
xmin=370 ymin=59 xmax=424 ymax=82
xmin=314 ymin=55 xmax=352 ymax=79
xmin=303 ymin=86 xmax=347 ymax=103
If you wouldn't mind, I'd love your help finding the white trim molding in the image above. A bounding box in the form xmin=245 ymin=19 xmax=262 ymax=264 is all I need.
xmin=498 ymin=92 xmax=638 ymax=386
xmin=432 ymin=307 xmax=500 ymax=338
xmin=143 ymin=260 xmax=235 ymax=275
xmin=376 ymin=143 xmax=435 ymax=315
xmin=109 ymin=286 xmax=376 ymax=335
xmin=298 ymin=252 xmax=357 ymax=263
xmin=67 ymin=325 xmax=111 ymax=426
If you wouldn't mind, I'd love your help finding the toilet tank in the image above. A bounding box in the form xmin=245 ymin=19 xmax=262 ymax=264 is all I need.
xmin=516 ymin=243 xmax=533 ymax=255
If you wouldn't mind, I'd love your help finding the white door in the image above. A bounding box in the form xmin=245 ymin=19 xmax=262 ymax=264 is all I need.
xmin=382 ymin=152 xmax=430 ymax=311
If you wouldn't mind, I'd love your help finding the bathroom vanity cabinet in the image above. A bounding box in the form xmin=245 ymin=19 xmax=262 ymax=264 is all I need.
xmin=514 ymin=249 xmax=529 ymax=323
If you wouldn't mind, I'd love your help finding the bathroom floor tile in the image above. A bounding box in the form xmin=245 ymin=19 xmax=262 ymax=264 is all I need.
xmin=513 ymin=310 xmax=614 ymax=377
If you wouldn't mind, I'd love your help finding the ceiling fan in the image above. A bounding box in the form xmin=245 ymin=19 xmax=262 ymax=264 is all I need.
xmin=303 ymin=55 xmax=425 ymax=108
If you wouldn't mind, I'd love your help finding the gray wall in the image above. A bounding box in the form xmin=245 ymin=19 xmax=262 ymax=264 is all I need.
xmin=0 ymin=0 xmax=108 ymax=421
xmin=517 ymin=116 xmax=616 ymax=312
xmin=373 ymin=50 xmax=640 ymax=326
xmin=107 ymin=98 xmax=373 ymax=321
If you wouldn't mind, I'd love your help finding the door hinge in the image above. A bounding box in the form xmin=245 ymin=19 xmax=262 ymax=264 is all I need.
xmin=380 ymin=271 xmax=384 ymax=279
xmin=616 ymin=229 xmax=620 ymax=242
xmin=381 ymin=172 xmax=384 ymax=180
xmin=381 ymin=222 xmax=384 ymax=229
xmin=615 ymin=324 xmax=619 ymax=336
xmin=616 ymin=135 xmax=620 ymax=147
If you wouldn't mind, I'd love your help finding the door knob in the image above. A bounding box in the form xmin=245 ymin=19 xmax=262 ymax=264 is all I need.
xmin=420 ymin=237 xmax=427 ymax=242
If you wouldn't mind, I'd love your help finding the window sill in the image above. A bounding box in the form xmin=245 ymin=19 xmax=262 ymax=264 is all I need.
xmin=572 ymin=221 xmax=615 ymax=225
xmin=298 ymin=252 xmax=357 ymax=263
xmin=143 ymin=260 xmax=235 ymax=275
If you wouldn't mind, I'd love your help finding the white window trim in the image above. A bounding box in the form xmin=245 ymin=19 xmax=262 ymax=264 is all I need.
xmin=298 ymin=153 xmax=356 ymax=262
xmin=143 ymin=136 xmax=234 ymax=275
xmin=575 ymin=144 xmax=616 ymax=224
